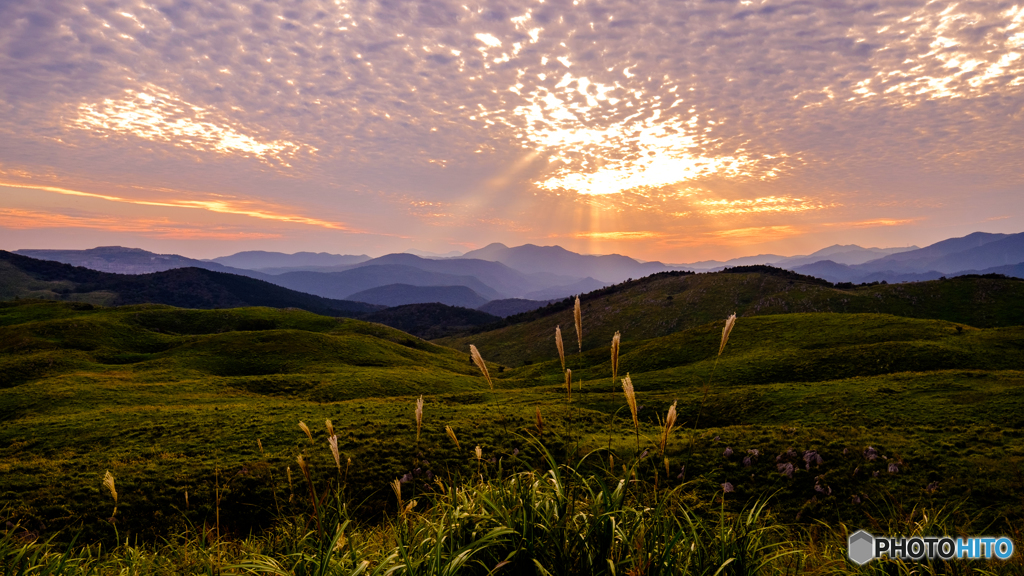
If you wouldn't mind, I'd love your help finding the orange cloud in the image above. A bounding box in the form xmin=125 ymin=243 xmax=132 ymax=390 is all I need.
xmin=710 ymin=225 xmax=802 ymax=239
xmin=572 ymin=231 xmax=661 ymax=240
xmin=695 ymin=196 xmax=837 ymax=215
xmin=0 ymin=181 xmax=353 ymax=231
xmin=824 ymin=218 xmax=919 ymax=228
xmin=0 ymin=208 xmax=282 ymax=240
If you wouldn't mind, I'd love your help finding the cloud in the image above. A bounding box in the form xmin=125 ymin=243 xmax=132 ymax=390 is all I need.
xmin=0 ymin=181 xmax=353 ymax=231
xmin=0 ymin=208 xmax=282 ymax=240
xmin=0 ymin=0 xmax=1021 ymax=258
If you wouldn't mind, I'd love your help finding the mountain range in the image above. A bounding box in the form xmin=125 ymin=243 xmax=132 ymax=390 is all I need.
xmin=10 ymin=231 xmax=1024 ymax=313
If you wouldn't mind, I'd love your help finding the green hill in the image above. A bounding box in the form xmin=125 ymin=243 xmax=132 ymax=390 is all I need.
xmin=2 ymin=299 xmax=1024 ymax=545
xmin=438 ymin=268 xmax=1024 ymax=366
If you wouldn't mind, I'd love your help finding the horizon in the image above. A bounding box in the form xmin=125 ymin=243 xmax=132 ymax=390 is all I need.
xmin=2 ymin=1 xmax=1023 ymax=261
xmin=9 ymin=237 xmax=934 ymax=265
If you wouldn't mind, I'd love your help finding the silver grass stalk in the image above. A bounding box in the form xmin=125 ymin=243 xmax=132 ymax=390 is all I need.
xmin=564 ymin=368 xmax=572 ymax=402
xmin=328 ymin=434 xmax=341 ymax=472
xmin=415 ymin=395 xmax=424 ymax=443
xmin=622 ymin=374 xmax=638 ymax=433
xmin=391 ymin=478 xmax=403 ymax=511
xmin=325 ymin=419 xmax=335 ymax=437
xmin=555 ymin=326 xmax=565 ymax=371
xmin=469 ymin=344 xmax=493 ymax=389
xmin=611 ymin=331 xmax=621 ymax=384
xmin=299 ymin=421 xmax=314 ymax=444
xmin=719 ymin=313 xmax=737 ymax=356
xmin=103 ymin=470 xmax=118 ymax=517
xmin=660 ymin=400 xmax=678 ymax=454
xmin=445 ymin=425 xmax=460 ymax=449
xmin=574 ymin=295 xmax=583 ymax=353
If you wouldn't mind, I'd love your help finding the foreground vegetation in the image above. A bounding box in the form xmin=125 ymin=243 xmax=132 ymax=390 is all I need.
xmin=1 ymin=296 xmax=1022 ymax=573
xmin=5 ymin=441 xmax=1021 ymax=575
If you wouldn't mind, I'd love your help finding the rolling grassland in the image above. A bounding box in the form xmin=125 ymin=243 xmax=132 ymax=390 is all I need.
xmin=1 ymin=296 xmax=1023 ymax=574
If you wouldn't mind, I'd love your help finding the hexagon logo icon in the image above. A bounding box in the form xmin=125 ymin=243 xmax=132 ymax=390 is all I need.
xmin=848 ymin=530 xmax=874 ymax=565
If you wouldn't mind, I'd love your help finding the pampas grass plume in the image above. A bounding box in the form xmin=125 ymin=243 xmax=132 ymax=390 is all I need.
xmin=103 ymin=470 xmax=118 ymax=515
xmin=611 ymin=331 xmax=621 ymax=383
xmin=622 ymin=374 xmax=638 ymax=432
xmin=391 ymin=478 xmax=403 ymax=511
xmin=719 ymin=313 xmax=737 ymax=356
xmin=475 ymin=445 xmax=483 ymax=461
xmin=325 ymin=419 xmax=335 ymax=437
xmin=574 ymin=295 xmax=582 ymax=353
xmin=299 ymin=421 xmax=313 ymax=444
xmin=328 ymin=434 xmax=341 ymax=471
xmin=555 ymin=326 xmax=565 ymax=371
xmin=660 ymin=400 xmax=678 ymax=454
xmin=564 ymin=368 xmax=572 ymax=402
xmin=469 ymin=345 xmax=493 ymax=389
xmin=415 ymin=395 xmax=424 ymax=442
xmin=445 ymin=425 xmax=460 ymax=449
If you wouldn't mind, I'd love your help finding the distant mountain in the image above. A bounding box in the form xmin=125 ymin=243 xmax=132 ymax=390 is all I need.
xmin=359 ymin=303 xmax=498 ymax=339
xmin=523 ymin=277 xmax=609 ymax=300
xmin=853 ymin=232 xmax=1012 ymax=273
xmin=269 ymin=264 xmax=502 ymax=301
xmin=346 ymin=284 xmax=488 ymax=308
xmin=790 ymin=232 xmax=1024 ymax=283
xmin=676 ymin=254 xmax=785 ymax=271
xmin=774 ymin=245 xmax=917 ymax=268
xmin=209 ymin=250 xmax=370 ymax=270
xmin=0 ymin=251 xmax=381 ymax=316
xmin=402 ymin=248 xmax=464 ymax=258
xmin=13 ymin=246 xmax=260 ymax=277
xmin=678 ymin=245 xmax=917 ymax=271
xmin=461 ymin=243 xmax=671 ymax=283
xmin=477 ymin=298 xmax=556 ymax=318
xmin=354 ymin=253 xmax=580 ymax=298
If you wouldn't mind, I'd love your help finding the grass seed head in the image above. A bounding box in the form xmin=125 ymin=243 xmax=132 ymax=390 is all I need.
xmin=475 ymin=445 xmax=483 ymax=461
xmin=660 ymin=400 xmax=678 ymax=454
xmin=391 ymin=478 xmax=403 ymax=510
xmin=445 ymin=425 xmax=461 ymax=449
xmin=299 ymin=421 xmax=314 ymax=444
xmin=469 ymin=344 xmax=493 ymax=390
xmin=555 ymin=326 xmax=565 ymax=371
xmin=719 ymin=313 xmax=737 ymax=356
xmin=622 ymin=374 xmax=638 ymax=432
xmin=415 ymin=395 xmax=424 ymax=443
xmin=611 ymin=331 xmax=621 ymax=383
xmin=296 ymin=454 xmax=310 ymax=481
xmin=574 ymin=295 xmax=583 ymax=353
xmin=328 ymin=434 xmax=341 ymax=471
xmin=564 ymin=368 xmax=572 ymax=402
xmin=325 ymin=419 xmax=335 ymax=437
xmin=257 ymin=438 xmax=264 ymax=455
xmin=103 ymin=470 xmax=117 ymax=505
xmin=535 ymin=405 xmax=544 ymax=435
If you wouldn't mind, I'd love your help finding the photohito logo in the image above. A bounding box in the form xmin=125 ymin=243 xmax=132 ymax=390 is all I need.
xmin=848 ymin=530 xmax=1015 ymax=565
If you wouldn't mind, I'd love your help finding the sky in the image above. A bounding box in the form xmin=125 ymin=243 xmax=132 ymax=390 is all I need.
xmin=1 ymin=0 xmax=1022 ymax=262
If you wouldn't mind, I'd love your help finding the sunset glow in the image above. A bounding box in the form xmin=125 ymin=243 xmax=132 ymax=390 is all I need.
xmin=0 ymin=0 xmax=1020 ymax=259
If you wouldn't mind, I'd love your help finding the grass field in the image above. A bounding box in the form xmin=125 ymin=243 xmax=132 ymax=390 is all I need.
xmin=438 ymin=271 xmax=1024 ymax=366
xmin=1 ymin=297 xmax=1023 ymax=573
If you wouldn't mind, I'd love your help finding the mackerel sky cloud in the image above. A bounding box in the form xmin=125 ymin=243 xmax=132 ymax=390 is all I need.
xmin=1 ymin=0 xmax=1022 ymax=260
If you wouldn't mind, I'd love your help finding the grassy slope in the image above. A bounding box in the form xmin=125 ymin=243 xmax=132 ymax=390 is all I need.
xmin=1 ymin=299 xmax=1023 ymax=545
xmin=437 ymin=271 xmax=1024 ymax=367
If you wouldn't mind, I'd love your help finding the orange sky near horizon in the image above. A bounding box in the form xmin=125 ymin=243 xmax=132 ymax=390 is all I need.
xmin=1 ymin=0 xmax=1022 ymax=261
